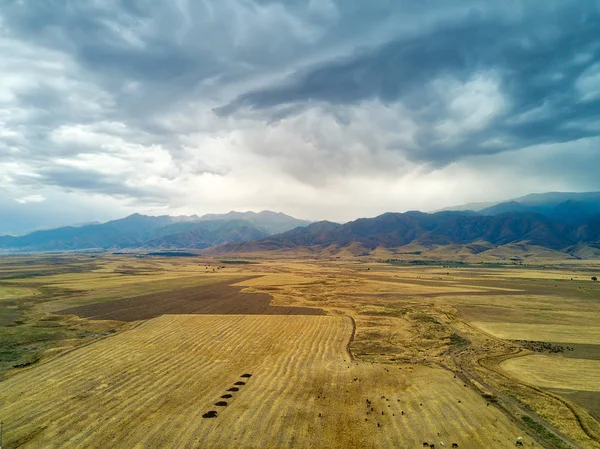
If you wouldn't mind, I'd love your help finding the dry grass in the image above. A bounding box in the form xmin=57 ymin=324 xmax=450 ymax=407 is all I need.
xmin=472 ymin=322 xmax=600 ymax=345
xmin=501 ymin=355 xmax=600 ymax=391
xmin=0 ymin=314 xmax=532 ymax=448
xmin=2 ymin=254 xmax=600 ymax=447
xmin=0 ymin=285 xmax=38 ymax=300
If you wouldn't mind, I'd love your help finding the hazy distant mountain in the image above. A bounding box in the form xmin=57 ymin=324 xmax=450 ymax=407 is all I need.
xmin=105 ymin=213 xmax=177 ymax=231
xmin=443 ymin=191 xmax=600 ymax=223
xmin=210 ymin=211 xmax=599 ymax=255
xmin=517 ymin=192 xmax=600 ymax=206
xmin=444 ymin=192 xmax=600 ymax=211
xmin=4 ymin=198 xmax=600 ymax=256
xmin=215 ymin=221 xmax=342 ymax=253
xmin=0 ymin=211 xmax=308 ymax=253
xmin=197 ymin=210 xmax=311 ymax=234
xmin=436 ymin=201 xmax=496 ymax=212
xmin=142 ymin=220 xmax=269 ymax=249
xmin=478 ymin=201 xmax=536 ymax=216
xmin=0 ymin=214 xmax=177 ymax=252
xmin=2 ymin=221 xmax=103 ymax=237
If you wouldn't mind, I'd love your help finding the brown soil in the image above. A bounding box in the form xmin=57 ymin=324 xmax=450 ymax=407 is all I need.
xmin=58 ymin=277 xmax=324 ymax=321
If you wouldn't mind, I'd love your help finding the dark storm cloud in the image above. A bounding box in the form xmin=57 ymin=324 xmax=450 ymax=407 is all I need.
xmin=2 ymin=0 xmax=600 ymax=233
xmin=1 ymin=1 xmax=322 ymax=102
xmin=222 ymin=2 xmax=600 ymax=164
xmin=3 ymin=2 xmax=200 ymax=80
xmin=5 ymin=1 xmax=598 ymax=163
xmin=1 ymin=1 xmax=211 ymax=128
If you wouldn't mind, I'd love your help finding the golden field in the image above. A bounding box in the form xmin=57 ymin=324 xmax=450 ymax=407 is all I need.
xmin=0 ymin=314 xmax=530 ymax=448
xmin=472 ymin=323 xmax=600 ymax=345
xmin=501 ymin=355 xmax=600 ymax=392
xmin=1 ymin=254 xmax=600 ymax=448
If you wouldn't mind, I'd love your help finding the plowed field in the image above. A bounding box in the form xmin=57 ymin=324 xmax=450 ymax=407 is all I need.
xmin=58 ymin=277 xmax=324 ymax=321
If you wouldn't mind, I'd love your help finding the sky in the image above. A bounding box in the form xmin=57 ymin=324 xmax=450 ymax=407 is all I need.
xmin=1 ymin=1 xmax=600 ymax=234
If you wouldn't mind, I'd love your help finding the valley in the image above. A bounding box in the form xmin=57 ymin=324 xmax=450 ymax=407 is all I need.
xmin=0 ymin=254 xmax=599 ymax=447
xmin=5 ymin=0 xmax=600 ymax=446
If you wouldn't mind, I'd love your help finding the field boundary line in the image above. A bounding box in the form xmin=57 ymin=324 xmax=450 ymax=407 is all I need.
xmin=465 ymin=319 xmax=600 ymax=443
xmin=0 ymin=320 xmax=144 ymax=383
xmin=462 ymin=320 xmax=599 ymax=446
xmin=485 ymin=349 xmax=600 ymax=444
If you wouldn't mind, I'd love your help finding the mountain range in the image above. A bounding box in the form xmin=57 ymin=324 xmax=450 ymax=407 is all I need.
xmin=2 ymin=192 xmax=600 ymax=258
xmin=209 ymin=192 xmax=600 ymax=259
xmin=440 ymin=191 xmax=600 ymax=223
xmin=211 ymin=211 xmax=599 ymax=257
xmin=0 ymin=211 xmax=310 ymax=253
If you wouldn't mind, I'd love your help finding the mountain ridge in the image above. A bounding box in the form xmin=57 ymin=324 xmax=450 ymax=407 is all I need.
xmin=440 ymin=191 xmax=600 ymax=223
xmin=4 ymin=192 xmax=600 ymax=256
xmin=0 ymin=211 xmax=310 ymax=253
xmin=208 ymin=211 xmax=600 ymax=258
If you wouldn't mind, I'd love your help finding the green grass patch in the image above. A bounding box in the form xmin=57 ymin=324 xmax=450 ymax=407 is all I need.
xmin=0 ymin=325 xmax=66 ymax=374
xmin=448 ymin=333 xmax=470 ymax=347
xmin=0 ymin=301 xmax=27 ymax=326
xmin=0 ymin=285 xmax=38 ymax=300
xmin=521 ymin=415 xmax=571 ymax=449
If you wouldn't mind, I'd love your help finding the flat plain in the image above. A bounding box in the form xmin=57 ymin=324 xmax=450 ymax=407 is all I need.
xmin=0 ymin=254 xmax=599 ymax=448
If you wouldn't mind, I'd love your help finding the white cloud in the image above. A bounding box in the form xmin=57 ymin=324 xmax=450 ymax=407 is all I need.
xmin=576 ymin=63 xmax=600 ymax=102
xmin=433 ymin=73 xmax=507 ymax=144
xmin=15 ymin=194 xmax=46 ymax=204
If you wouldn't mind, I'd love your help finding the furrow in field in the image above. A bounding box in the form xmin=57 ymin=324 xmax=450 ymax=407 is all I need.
xmin=179 ymin=316 xmax=324 ymax=447
xmin=213 ymin=317 xmax=348 ymax=448
xmin=121 ymin=316 xmax=317 ymax=447
xmin=64 ymin=354 xmax=215 ymax=447
xmin=13 ymin=343 xmax=205 ymax=445
xmin=0 ymin=314 xmax=534 ymax=448
xmin=198 ymin=316 xmax=327 ymax=447
xmin=1 ymin=339 xmax=168 ymax=438
xmin=193 ymin=317 xmax=314 ymax=445
xmin=66 ymin=316 xmax=272 ymax=447
xmin=140 ymin=316 xmax=284 ymax=447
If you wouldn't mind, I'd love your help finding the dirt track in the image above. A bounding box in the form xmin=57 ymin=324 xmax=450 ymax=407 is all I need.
xmin=58 ymin=277 xmax=325 ymax=321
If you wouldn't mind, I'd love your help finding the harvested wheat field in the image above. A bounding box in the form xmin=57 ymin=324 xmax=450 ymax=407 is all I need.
xmin=501 ymin=354 xmax=600 ymax=423
xmin=501 ymin=355 xmax=600 ymax=392
xmin=0 ymin=314 xmax=531 ymax=448
xmin=472 ymin=322 xmax=600 ymax=345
